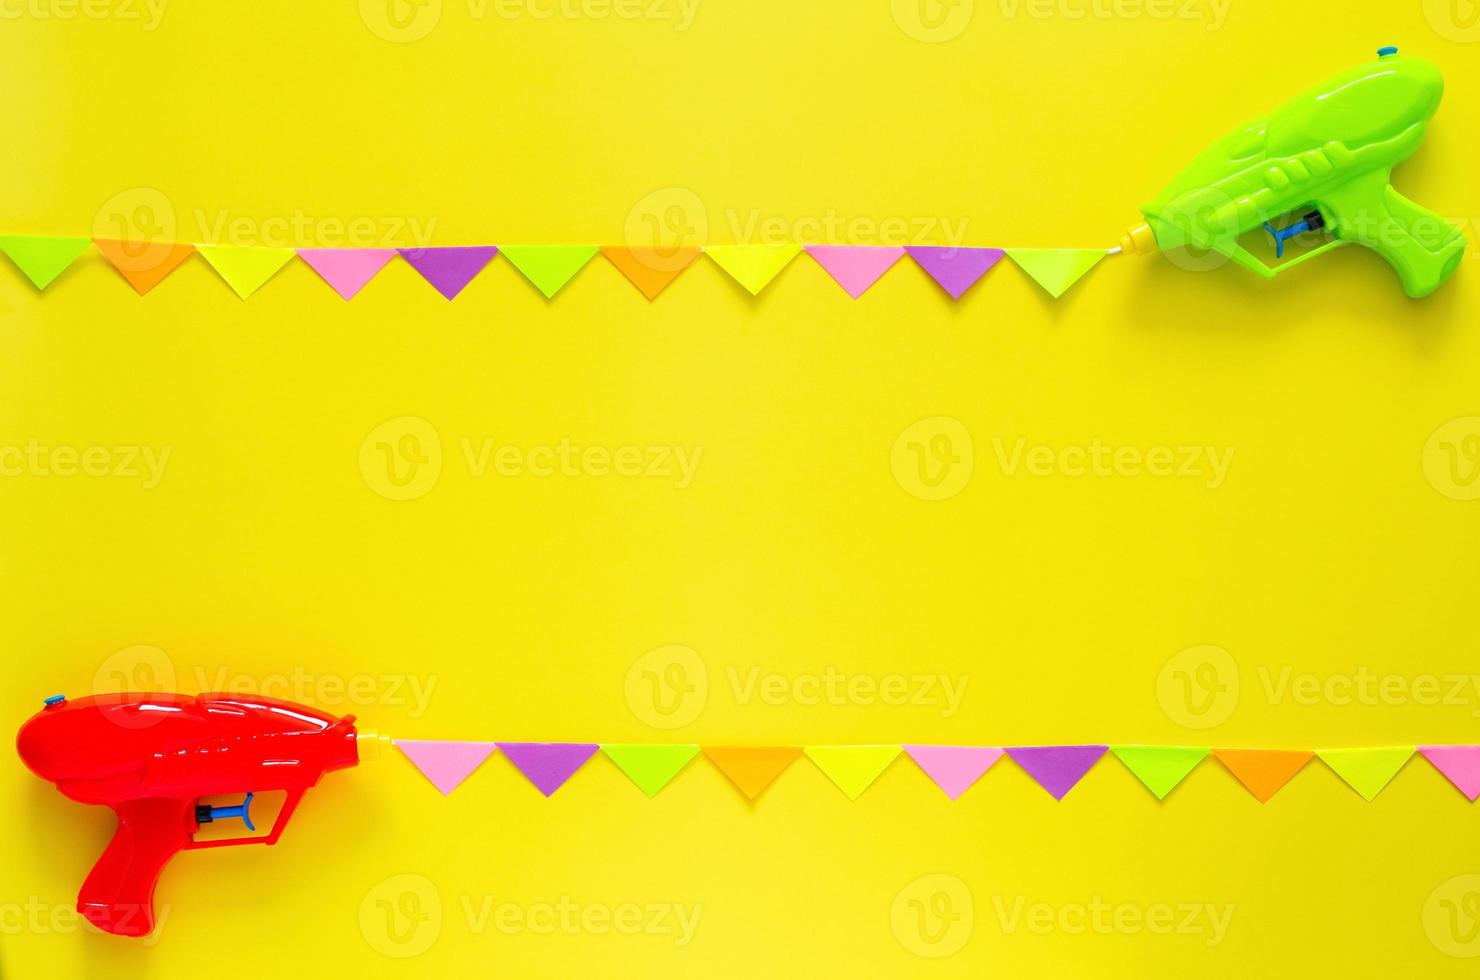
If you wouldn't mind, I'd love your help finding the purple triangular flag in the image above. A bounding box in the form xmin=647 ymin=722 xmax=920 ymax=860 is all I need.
xmin=906 ymin=246 xmax=1005 ymax=300
xmin=394 ymin=740 xmax=498 ymax=796
xmin=398 ymin=246 xmax=498 ymax=300
xmin=496 ymin=742 xmax=599 ymax=796
xmin=1005 ymin=745 xmax=1107 ymax=800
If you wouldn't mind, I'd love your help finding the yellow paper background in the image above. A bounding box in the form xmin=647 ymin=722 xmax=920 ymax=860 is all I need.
xmin=3 ymin=1 xmax=1480 ymax=976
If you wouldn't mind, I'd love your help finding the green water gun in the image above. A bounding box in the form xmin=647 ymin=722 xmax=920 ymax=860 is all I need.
xmin=1121 ymin=46 xmax=1466 ymax=298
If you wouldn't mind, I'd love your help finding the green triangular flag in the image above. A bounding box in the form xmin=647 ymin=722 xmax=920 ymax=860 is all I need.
xmin=1005 ymin=248 xmax=1109 ymax=299
xmin=703 ymin=244 xmax=801 ymax=295
xmin=602 ymin=744 xmax=699 ymax=798
xmin=196 ymin=245 xmax=297 ymax=299
xmin=0 ymin=235 xmax=91 ymax=290
xmin=1316 ymin=747 xmax=1414 ymax=801
xmin=804 ymin=745 xmax=901 ymax=800
xmin=500 ymin=245 xmax=598 ymax=299
xmin=1111 ymin=745 xmax=1209 ymax=800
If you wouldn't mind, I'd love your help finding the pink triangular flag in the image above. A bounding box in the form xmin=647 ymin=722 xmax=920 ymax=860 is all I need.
xmin=904 ymin=746 xmax=1003 ymax=800
xmin=1419 ymin=746 xmax=1480 ymax=801
xmin=296 ymin=248 xmax=397 ymax=300
xmin=395 ymin=740 xmax=498 ymax=795
xmin=805 ymin=245 xmax=906 ymax=298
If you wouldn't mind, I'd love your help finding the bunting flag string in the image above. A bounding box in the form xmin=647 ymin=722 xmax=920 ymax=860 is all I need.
xmin=0 ymin=234 xmax=1118 ymax=302
xmin=388 ymin=741 xmax=1480 ymax=804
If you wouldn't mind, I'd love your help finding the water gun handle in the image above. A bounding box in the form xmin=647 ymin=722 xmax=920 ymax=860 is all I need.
xmin=1323 ymin=171 xmax=1467 ymax=298
xmin=78 ymin=798 xmax=193 ymax=937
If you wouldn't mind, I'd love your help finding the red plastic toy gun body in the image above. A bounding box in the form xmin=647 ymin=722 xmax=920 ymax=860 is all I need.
xmin=16 ymin=692 xmax=359 ymax=937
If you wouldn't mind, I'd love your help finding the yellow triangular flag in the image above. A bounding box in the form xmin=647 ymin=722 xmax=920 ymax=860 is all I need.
xmin=804 ymin=745 xmax=901 ymax=800
xmin=703 ymin=245 xmax=802 ymax=295
xmin=196 ymin=245 xmax=297 ymax=299
xmin=1316 ymin=747 xmax=1414 ymax=802
xmin=1005 ymin=248 xmax=1109 ymax=299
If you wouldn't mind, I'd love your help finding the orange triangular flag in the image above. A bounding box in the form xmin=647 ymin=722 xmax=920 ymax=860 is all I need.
xmin=702 ymin=746 xmax=801 ymax=800
xmin=600 ymin=246 xmax=700 ymax=300
xmin=1213 ymin=749 xmax=1313 ymax=803
xmin=94 ymin=239 xmax=196 ymax=294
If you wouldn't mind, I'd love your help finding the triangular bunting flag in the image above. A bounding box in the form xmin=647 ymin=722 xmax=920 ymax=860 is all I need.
xmin=1111 ymin=746 xmax=1209 ymax=800
xmin=1212 ymin=749 xmax=1313 ymax=803
xmin=1418 ymin=746 xmax=1480 ymax=801
xmin=702 ymin=746 xmax=801 ymax=800
xmin=296 ymin=248 xmax=397 ymax=300
xmin=903 ymin=746 xmax=1003 ymax=800
xmin=602 ymin=744 xmax=699 ymax=798
xmin=500 ymin=245 xmax=598 ymax=299
xmin=196 ymin=245 xmax=297 ymax=299
xmin=905 ymin=246 xmax=1005 ymax=300
xmin=398 ymin=246 xmax=498 ymax=300
xmin=703 ymin=244 xmax=801 ymax=295
xmin=93 ymin=239 xmax=196 ymax=294
xmin=1005 ymin=745 xmax=1107 ymax=800
xmin=394 ymin=740 xmax=498 ymax=796
xmin=1316 ymin=747 xmax=1414 ymax=802
xmin=805 ymin=245 xmax=905 ymax=298
xmin=495 ymin=742 xmax=600 ymax=797
xmin=804 ymin=746 xmax=901 ymax=800
xmin=1005 ymin=248 xmax=1108 ymax=299
xmin=601 ymin=246 xmax=701 ymax=300
xmin=0 ymin=235 xmax=91 ymax=289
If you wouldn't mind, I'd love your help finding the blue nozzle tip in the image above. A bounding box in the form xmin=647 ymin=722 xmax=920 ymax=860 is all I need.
xmin=43 ymin=695 xmax=66 ymax=706
xmin=1378 ymin=45 xmax=1398 ymax=57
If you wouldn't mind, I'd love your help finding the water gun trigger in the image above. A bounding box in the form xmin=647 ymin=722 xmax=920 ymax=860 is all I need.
xmin=1262 ymin=211 xmax=1325 ymax=259
xmin=195 ymin=792 xmax=256 ymax=833
xmin=188 ymin=787 xmax=309 ymax=850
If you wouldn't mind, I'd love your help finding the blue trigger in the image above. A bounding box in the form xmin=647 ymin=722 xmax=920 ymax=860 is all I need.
xmin=1262 ymin=214 xmax=1318 ymax=259
xmin=207 ymin=792 xmax=256 ymax=832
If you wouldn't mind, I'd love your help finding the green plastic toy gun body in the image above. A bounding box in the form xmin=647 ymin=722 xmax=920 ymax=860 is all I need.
xmin=1135 ymin=49 xmax=1465 ymax=298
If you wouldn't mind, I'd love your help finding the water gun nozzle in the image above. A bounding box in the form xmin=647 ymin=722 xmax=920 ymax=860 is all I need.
xmin=1120 ymin=223 xmax=1157 ymax=255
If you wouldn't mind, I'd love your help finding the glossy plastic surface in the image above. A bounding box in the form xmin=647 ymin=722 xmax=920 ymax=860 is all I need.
xmin=16 ymin=692 xmax=358 ymax=938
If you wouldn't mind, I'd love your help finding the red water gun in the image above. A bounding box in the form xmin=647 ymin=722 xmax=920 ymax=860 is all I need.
xmin=16 ymin=692 xmax=361 ymax=937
